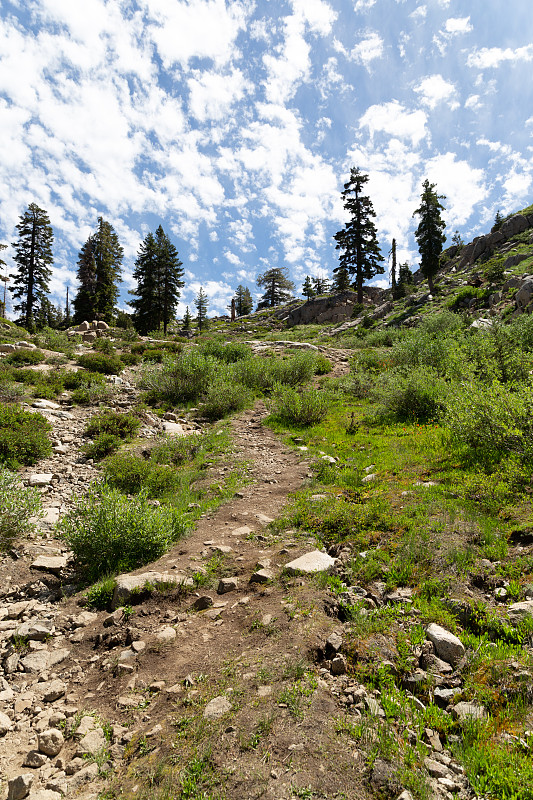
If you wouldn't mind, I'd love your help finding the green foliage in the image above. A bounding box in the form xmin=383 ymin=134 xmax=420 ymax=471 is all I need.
xmin=312 ymin=352 xmax=332 ymax=374
xmin=73 ymin=217 xmax=123 ymax=324
xmin=11 ymin=203 xmax=54 ymax=331
xmin=82 ymin=433 xmax=123 ymax=460
xmin=199 ymin=339 xmax=251 ymax=363
xmin=484 ymin=255 xmax=505 ymax=284
xmin=0 ymin=466 xmax=42 ymax=549
xmin=5 ymin=348 xmax=46 ymax=366
xmin=84 ymin=410 xmax=141 ymax=440
xmin=202 ymin=379 xmax=253 ymax=420
xmin=77 ymin=352 xmax=123 ymax=375
xmin=84 ymin=576 xmax=116 ymax=610
xmin=195 ymin=286 xmax=209 ymax=331
xmin=0 ymin=402 xmax=52 ymax=467
xmin=58 ymin=484 xmax=188 ymax=581
xmin=413 ymin=179 xmax=446 ymax=292
xmin=446 ymin=379 xmax=533 ymax=464
xmin=119 ymin=352 xmax=141 ymax=366
xmin=372 ymin=366 xmax=447 ymax=422
xmin=130 ymin=226 xmax=184 ymax=335
xmin=142 ymin=349 xmax=219 ymax=404
xmin=256 ymin=266 xmax=295 ymax=309
xmin=268 ymin=384 xmax=329 ymax=426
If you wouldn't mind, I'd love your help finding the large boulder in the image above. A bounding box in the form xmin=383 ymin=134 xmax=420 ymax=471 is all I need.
xmin=286 ymin=292 xmax=359 ymax=327
xmin=426 ymin=623 xmax=465 ymax=665
xmin=500 ymin=214 xmax=530 ymax=238
xmin=515 ymin=279 xmax=533 ymax=312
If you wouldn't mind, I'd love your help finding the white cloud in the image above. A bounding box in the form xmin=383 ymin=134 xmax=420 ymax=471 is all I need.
xmin=444 ymin=17 xmax=472 ymax=35
xmin=424 ymin=153 xmax=488 ymax=226
xmin=224 ymin=250 xmax=242 ymax=266
xmin=351 ymin=31 xmax=384 ymax=65
xmin=414 ymin=74 xmax=458 ymax=109
xmin=464 ymin=94 xmax=482 ymax=111
xmin=468 ymin=45 xmax=533 ymax=69
xmin=188 ymin=69 xmax=250 ymax=122
xmin=410 ymin=5 xmax=427 ymax=20
xmin=354 ymin=0 xmax=376 ymax=11
xmin=503 ymin=171 xmax=532 ymax=198
xmin=359 ymin=101 xmax=428 ymax=145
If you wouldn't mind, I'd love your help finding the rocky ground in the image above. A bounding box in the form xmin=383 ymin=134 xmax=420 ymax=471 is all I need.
xmin=0 ymin=344 xmax=510 ymax=800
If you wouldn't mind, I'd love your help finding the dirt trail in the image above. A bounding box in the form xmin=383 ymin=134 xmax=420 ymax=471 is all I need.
xmin=0 ymin=349 xmax=372 ymax=800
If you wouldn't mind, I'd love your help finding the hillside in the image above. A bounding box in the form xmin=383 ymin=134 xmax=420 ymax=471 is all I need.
xmin=0 ymin=207 xmax=533 ymax=800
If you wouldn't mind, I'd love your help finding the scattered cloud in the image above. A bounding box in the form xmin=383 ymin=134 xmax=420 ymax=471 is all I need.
xmin=359 ymin=101 xmax=428 ymax=145
xmin=414 ymin=75 xmax=458 ymax=109
xmin=445 ymin=16 xmax=472 ymax=35
xmin=468 ymin=44 xmax=533 ymax=69
xmin=351 ymin=31 xmax=384 ymax=66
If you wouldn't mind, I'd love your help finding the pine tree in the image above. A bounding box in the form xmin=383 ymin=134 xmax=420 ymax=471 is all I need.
xmin=234 ymin=285 xmax=253 ymax=316
xmin=492 ymin=210 xmax=504 ymax=232
xmin=182 ymin=306 xmax=192 ymax=331
xmin=413 ymin=180 xmax=446 ymax=294
xmin=10 ymin=203 xmax=54 ymax=331
xmin=390 ymin=239 xmax=397 ymax=297
xmin=333 ymin=168 xmax=384 ymax=305
xmin=73 ymin=218 xmax=123 ymax=324
xmin=396 ymin=263 xmax=413 ymax=297
xmin=451 ymin=230 xmax=464 ymax=247
xmin=331 ymin=262 xmax=352 ymax=293
xmin=256 ymin=267 xmax=295 ymax=310
xmin=302 ymin=276 xmax=315 ymax=301
xmin=312 ymin=275 xmax=330 ymax=295
xmin=195 ymin=287 xmax=209 ymax=331
xmin=34 ymin=296 xmax=64 ymax=330
xmin=0 ymin=244 xmax=8 ymax=318
xmin=130 ymin=227 xmax=184 ymax=335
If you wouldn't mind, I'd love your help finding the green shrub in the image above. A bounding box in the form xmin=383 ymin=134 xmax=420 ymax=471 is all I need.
xmin=84 ymin=410 xmax=141 ymax=440
xmin=446 ymin=379 xmax=533 ymax=464
xmin=84 ymin=576 xmax=116 ymax=609
xmin=313 ymin=353 xmax=332 ymax=374
xmin=0 ymin=403 xmax=52 ymax=467
xmin=141 ymin=348 xmax=165 ymax=362
xmin=6 ymin=349 xmax=46 ymax=366
xmin=83 ymin=433 xmax=122 ymax=460
xmin=200 ymin=339 xmax=251 ymax=363
xmin=93 ymin=338 xmax=116 ymax=354
xmin=372 ymin=366 xmax=447 ymax=422
xmin=268 ymin=384 xmax=329 ymax=426
xmin=0 ymin=466 xmax=42 ymax=549
xmin=102 ymin=453 xmax=151 ymax=493
xmin=141 ymin=349 xmax=220 ymax=404
xmin=202 ymin=379 xmax=253 ymax=420
xmin=32 ymin=327 xmax=80 ymax=354
xmin=150 ymin=433 xmax=204 ymax=465
xmin=483 ymin=255 xmax=505 ymax=284
xmin=58 ymin=484 xmax=188 ymax=581
xmin=77 ymin=353 xmax=123 ymax=374
xmin=63 ymin=370 xmax=105 ymax=390
xmin=119 ymin=352 xmax=141 ymax=366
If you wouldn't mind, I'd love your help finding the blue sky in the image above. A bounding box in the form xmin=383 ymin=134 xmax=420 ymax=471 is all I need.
xmin=0 ymin=0 xmax=532 ymax=317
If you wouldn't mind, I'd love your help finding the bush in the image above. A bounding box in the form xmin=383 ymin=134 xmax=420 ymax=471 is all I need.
xmin=6 ymin=349 xmax=46 ymax=366
xmin=83 ymin=433 xmax=123 ymax=460
xmin=77 ymin=353 xmax=123 ymax=375
xmin=268 ymin=384 xmax=329 ymax=426
xmin=0 ymin=403 xmax=52 ymax=467
xmin=446 ymin=379 xmax=533 ymax=464
xmin=119 ymin=352 xmax=141 ymax=366
xmin=0 ymin=466 xmax=42 ymax=549
xmin=372 ymin=366 xmax=447 ymax=422
xmin=58 ymin=484 xmax=188 ymax=581
xmin=84 ymin=410 xmax=141 ymax=440
xmin=151 ymin=433 xmax=204 ymax=465
xmin=141 ymin=349 xmax=220 ymax=404
xmin=313 ymin=353 xmax=332 ymax=374
xmin=200 ymin=339 xmax=251 ymax=363
xmin=202 ymin=379 xmax=253 ymax=420
xmin=102 ymin=453 xmax=151 ymax=493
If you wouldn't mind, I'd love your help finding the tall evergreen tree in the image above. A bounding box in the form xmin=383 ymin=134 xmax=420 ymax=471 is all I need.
xmin=195 ymin=287 xmax=209 ymax=331
xmin=331 ymin=262 xmax=352 ymax=293
xmin=302 ymin=275 xmax=315 ymax=301
xmin=413 ymin=180 xmax=446 ymax=294
xmin=10 ymin=203 xmax=53 ymax=331
xmin=396 ymin=262 xmax=413 ymax=298
xmin=73 ymin=217 xmax=123 ymax=324
xmin=234 ymin=284 xmax=253 ymax=316
xmin=389 ymin=238 xmax=397 ymax=297
xmin=256 ymin=267 xmax=295 ymax=310
xmin=333 ymin=168 xmax=384 ymax=305
xmin=0 ymin=243 xmax=7 ymax=318
xmin=492 ymin=209 xmax=504 ymax=232
xmin=312 ymin=275 xmax=330 ymax=295
xmin=182 ymin=306 xmax=192 ymax=331
xmin=130 ymin=227 xmax=184 ymax=335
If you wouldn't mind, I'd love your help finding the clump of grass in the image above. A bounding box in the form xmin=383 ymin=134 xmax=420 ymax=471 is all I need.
xmin=5 ymin=349 xmax=46 ymax=366
xmin=0 ymin=402 xmax=52 ymax=467
xmin=268 ymin=384 xmax=329 ymax=426
xmin=0 ymin=466 xmax=43 ymax=549
xmin=77 ymin=352 xmax=123 ymax=375
xmin=58 ymin=484 xmax=188 ymax=581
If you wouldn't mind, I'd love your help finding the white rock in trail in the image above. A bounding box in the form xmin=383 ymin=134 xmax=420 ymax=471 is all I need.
xmin=284 ymin=550 xmax=335 ymax=575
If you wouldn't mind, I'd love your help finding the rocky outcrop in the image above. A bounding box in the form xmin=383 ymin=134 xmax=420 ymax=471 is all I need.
xmin=458 ymin=213 xmax=533 ymax=268
xmin=286 ymin=288 xmax=385 ymax=327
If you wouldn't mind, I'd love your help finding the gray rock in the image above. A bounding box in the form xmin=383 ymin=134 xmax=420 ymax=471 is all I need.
xmin=191 ymin=595 xmax=214 ymax=610
xmin=0 ymin=709 xmax=13 ymax=735
xmin=217 ymin=577 xmax=238 ymax=594
xmin=66 ymin=762 xmax=99 ymax=789
xmin=0 ymin=343 xmax=16 ymax=353
xmin=424 ymin=757 xmax=449 ymax=778
xmin=330 ymin=654 xmax=347 ymax=675
xmin=21 ymin=648 xmax=70 ymax=673
xmin=22 ymin=750 xmax=48 ymax=768
xmin=515 ymin=280 xmax=533 ymax=312
xmin=249 ymin=569 xmax=273 ymax=583
xmin=508 ymin=600 xmax=533 ymax=621
xmin=28 ymin=791 xmax=62 ymax=800
xmin=28 ymin=474 xmax=53 ymax=487
xmin=396 ymin=792 xmax=415 ymax=800
xmin=76 ymin=728 xmax=106 ymax=757
xmin=325 ymin=632 xmax=343 ymax=655
xmin=112 ymin=571 xmax=192 ymax=608
xmin=426 ymin=623 xmax=465 ymax=665
xmin=30 ymin=556 xmax=68 ymax=574
xmin=38 ymin=729 xmax=64 ymax=757
xmin=284 ymin=549 xmax=335 ymax=575
xmin=204 ymin=696 xmax=232 ymax=719
xmin=7 ymin=774 xmax=34 ymax=800
xmin=36 ymin=679 xmax=67 ymax=702
xmin=154 ymin=626 xmax=176 ymax=644
xmin=452 ymin=701 xmax=487 ymax=721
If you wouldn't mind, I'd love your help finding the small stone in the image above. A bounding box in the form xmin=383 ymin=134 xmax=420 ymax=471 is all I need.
xmin=231 ymin=525 xmax=252 ymax=536
xmin=76 ymin=728 xmax=106 ymax=757
xmin=28 ymin=791 xmax=62 ymax=800
xmin=426 ymin=623 xmax=465 ymax=665
xmin=217 ymin=577 xmax=238 ymax=594
xmin=249 ymin=569 xmax=273 ymax=584
xmin=192 ymin=595 xmax=213 ymax=610
xmin=154 ymin=626 xmax=177 ymax=643
xmin=325 ymin=632 xmax=343 ymax=655
xmin=30 ymin=556 xmax=68 ymax=574
xmin=284 ymin=549 xmax=335 ymax=575
xmin=452 ymin=701 xmax=487 ymax=721
xmin=0 ymin=710 xmax=13 ymax=735
xmin=424 ymin=757 xmax=449 ymax=779
xmin=204 ymin=696 xmax=232 ymax=719
xmin=330 ymin=654 xmax=347 ymax=675
xmin=29 ymin=474 xmax=53 ymax=487
xmin=7 ymin=774 xmax=33 ymax=800
xmin=38 ymin=729 xmax=64 ymax=757
xmin=23 ymin=750 xmax=48 ymax=768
